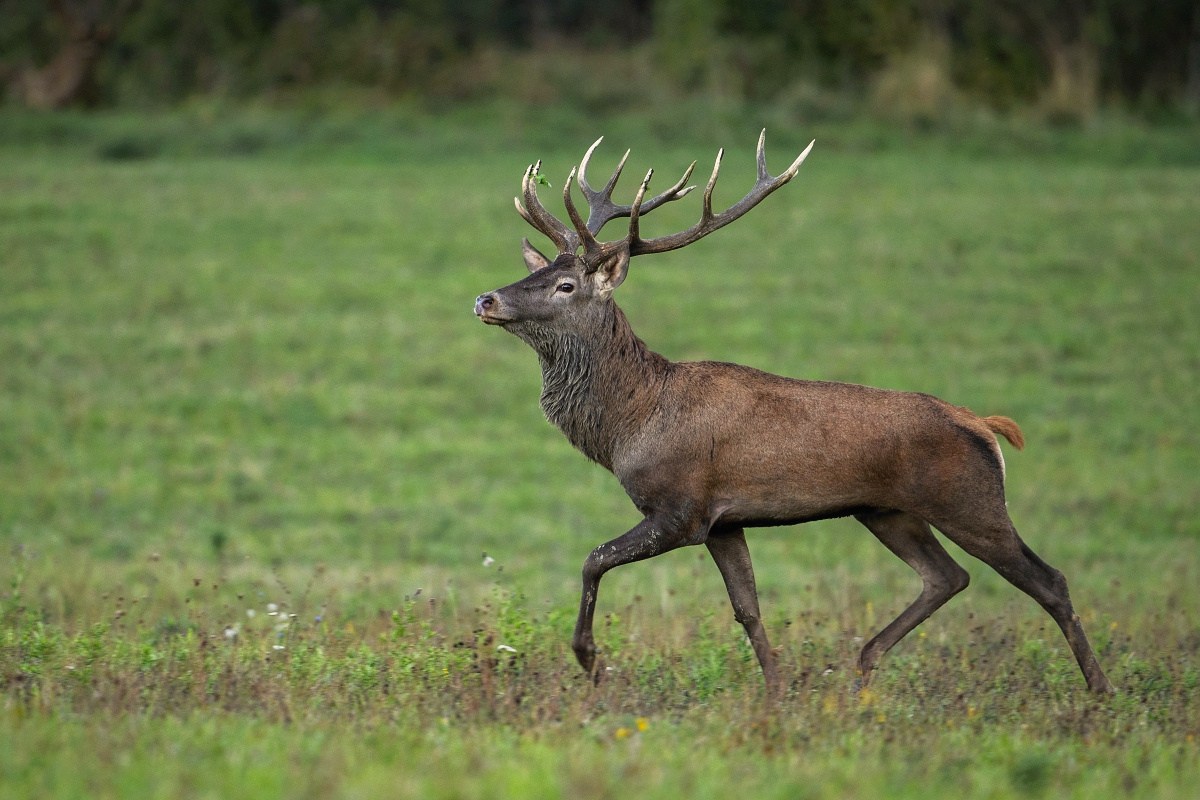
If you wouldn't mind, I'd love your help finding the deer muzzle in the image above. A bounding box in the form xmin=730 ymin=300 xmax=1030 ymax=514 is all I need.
xmin=474 ymin=293 xmax=508 ymax=324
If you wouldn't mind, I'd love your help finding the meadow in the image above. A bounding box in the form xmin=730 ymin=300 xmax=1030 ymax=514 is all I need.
xmin=1 ymin=103 xmax=1198 ymax=798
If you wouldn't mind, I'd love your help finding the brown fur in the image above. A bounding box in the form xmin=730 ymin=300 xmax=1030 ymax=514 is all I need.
xmin=983 ymin=415 xmax=1025 ymax=450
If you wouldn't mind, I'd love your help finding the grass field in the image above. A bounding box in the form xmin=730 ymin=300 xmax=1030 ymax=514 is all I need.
xmin=2 ymin=103 xmax=1198 ymax=798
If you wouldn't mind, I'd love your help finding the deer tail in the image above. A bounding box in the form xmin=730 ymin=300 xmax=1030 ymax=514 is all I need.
xmin=983 ymin=415 xmax=1025 ymax=451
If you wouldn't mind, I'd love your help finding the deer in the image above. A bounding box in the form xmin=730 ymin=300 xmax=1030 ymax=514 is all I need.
xmin=473 ymin=131 xmax=1115 ymax=699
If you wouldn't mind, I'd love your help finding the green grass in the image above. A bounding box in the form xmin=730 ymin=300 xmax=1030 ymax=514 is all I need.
xmin=1 ymin=104 xmax=1198 ymax=798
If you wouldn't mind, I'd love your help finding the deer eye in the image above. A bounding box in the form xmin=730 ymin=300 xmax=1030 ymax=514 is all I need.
xmin=556 ymin=282 xmax=575 ymax=294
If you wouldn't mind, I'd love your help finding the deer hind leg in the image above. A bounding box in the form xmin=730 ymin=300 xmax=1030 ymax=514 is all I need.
xmin=705 ymin=528 xmax=782 ymax=700
xmin=855 ymin=511 xmax=970 ymax=685
xmin=931 ymin=510 xmax=1115 ymax=694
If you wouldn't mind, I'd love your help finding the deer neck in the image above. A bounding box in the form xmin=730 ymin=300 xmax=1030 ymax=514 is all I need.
xmin=517 ymin=303 xmax=666 ymax=470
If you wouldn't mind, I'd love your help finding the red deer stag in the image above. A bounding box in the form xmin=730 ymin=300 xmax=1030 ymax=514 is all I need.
xmin=473 ymin=131 xmax=1114 ymax=697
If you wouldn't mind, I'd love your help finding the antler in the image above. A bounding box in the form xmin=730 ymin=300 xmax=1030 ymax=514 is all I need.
xmin=514 ymin=160 xmax=576 ymax=255
xmin=514 ymin=138 xmax=697 ymax=261
xmin=514 ymin=130 xmax=814 ymax=264
xmin=569 ymin=138 xmax=696 ymax=249
xmin=629 ymin=130 xmax=814 ymax=256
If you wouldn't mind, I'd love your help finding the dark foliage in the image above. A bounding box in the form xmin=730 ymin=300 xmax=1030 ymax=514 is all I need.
xmin=1 ymin=1 xmax=1196 ymax=115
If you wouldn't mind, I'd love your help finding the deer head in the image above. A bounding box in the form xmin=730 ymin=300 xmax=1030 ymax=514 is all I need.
xmin=474 ymin=131 xmax=815 ymax=339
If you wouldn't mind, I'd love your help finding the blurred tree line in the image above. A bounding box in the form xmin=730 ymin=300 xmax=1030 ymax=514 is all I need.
xmin=2 ymin=0 xmax=1197 ymax=120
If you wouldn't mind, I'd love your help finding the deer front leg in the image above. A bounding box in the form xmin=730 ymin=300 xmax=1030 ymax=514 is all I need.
xmin=706 ymin=528 xmax=782 ymax=700
xmin=572 ymin=517 xmax=688 ymax=677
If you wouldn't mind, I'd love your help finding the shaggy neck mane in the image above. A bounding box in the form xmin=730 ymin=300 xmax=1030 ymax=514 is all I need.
xmin=511 ymin=302 xmax=667 ymax=470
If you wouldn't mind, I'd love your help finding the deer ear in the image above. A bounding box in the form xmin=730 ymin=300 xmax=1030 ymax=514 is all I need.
xmin=521 ymin=238 xmax=552 ymax=272
xmin=591 ymin=250 xmax=630 ymax=294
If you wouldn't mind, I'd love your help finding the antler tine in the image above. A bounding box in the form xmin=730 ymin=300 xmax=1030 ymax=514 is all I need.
xmin=700 ymin=147 xmax=724 ymax=222
xmin=576 ymin=137 xmax=629 ymax=236
xmin=513 ymin=195 xmax=533 ymax=225
xmin=627 ymin=169 xmax=655 ymax=246
xmin=516 ymin=160 xmax=577 ymax=255
xmin=578 ymin=138 xmax=628 ymax=198
xmin=629 ymin=131 xmax=813 ymax=257
xmin=783 ymin=138 xmax=817 ymax=181
xmin=562 ymin=165 xmax=602 ymax=255
xmin=639 ymin=162 xmax=697 ymax=215
xmin=755 ymin=128 xmax=769 ymax=181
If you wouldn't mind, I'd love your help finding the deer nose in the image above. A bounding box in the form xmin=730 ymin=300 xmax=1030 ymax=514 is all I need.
xmin=474 ymin=294 xmax=496 ymax=316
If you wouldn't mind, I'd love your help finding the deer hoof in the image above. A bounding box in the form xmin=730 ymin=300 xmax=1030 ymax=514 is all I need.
xmin=573 ymin=641 xmax=597 ymax=675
